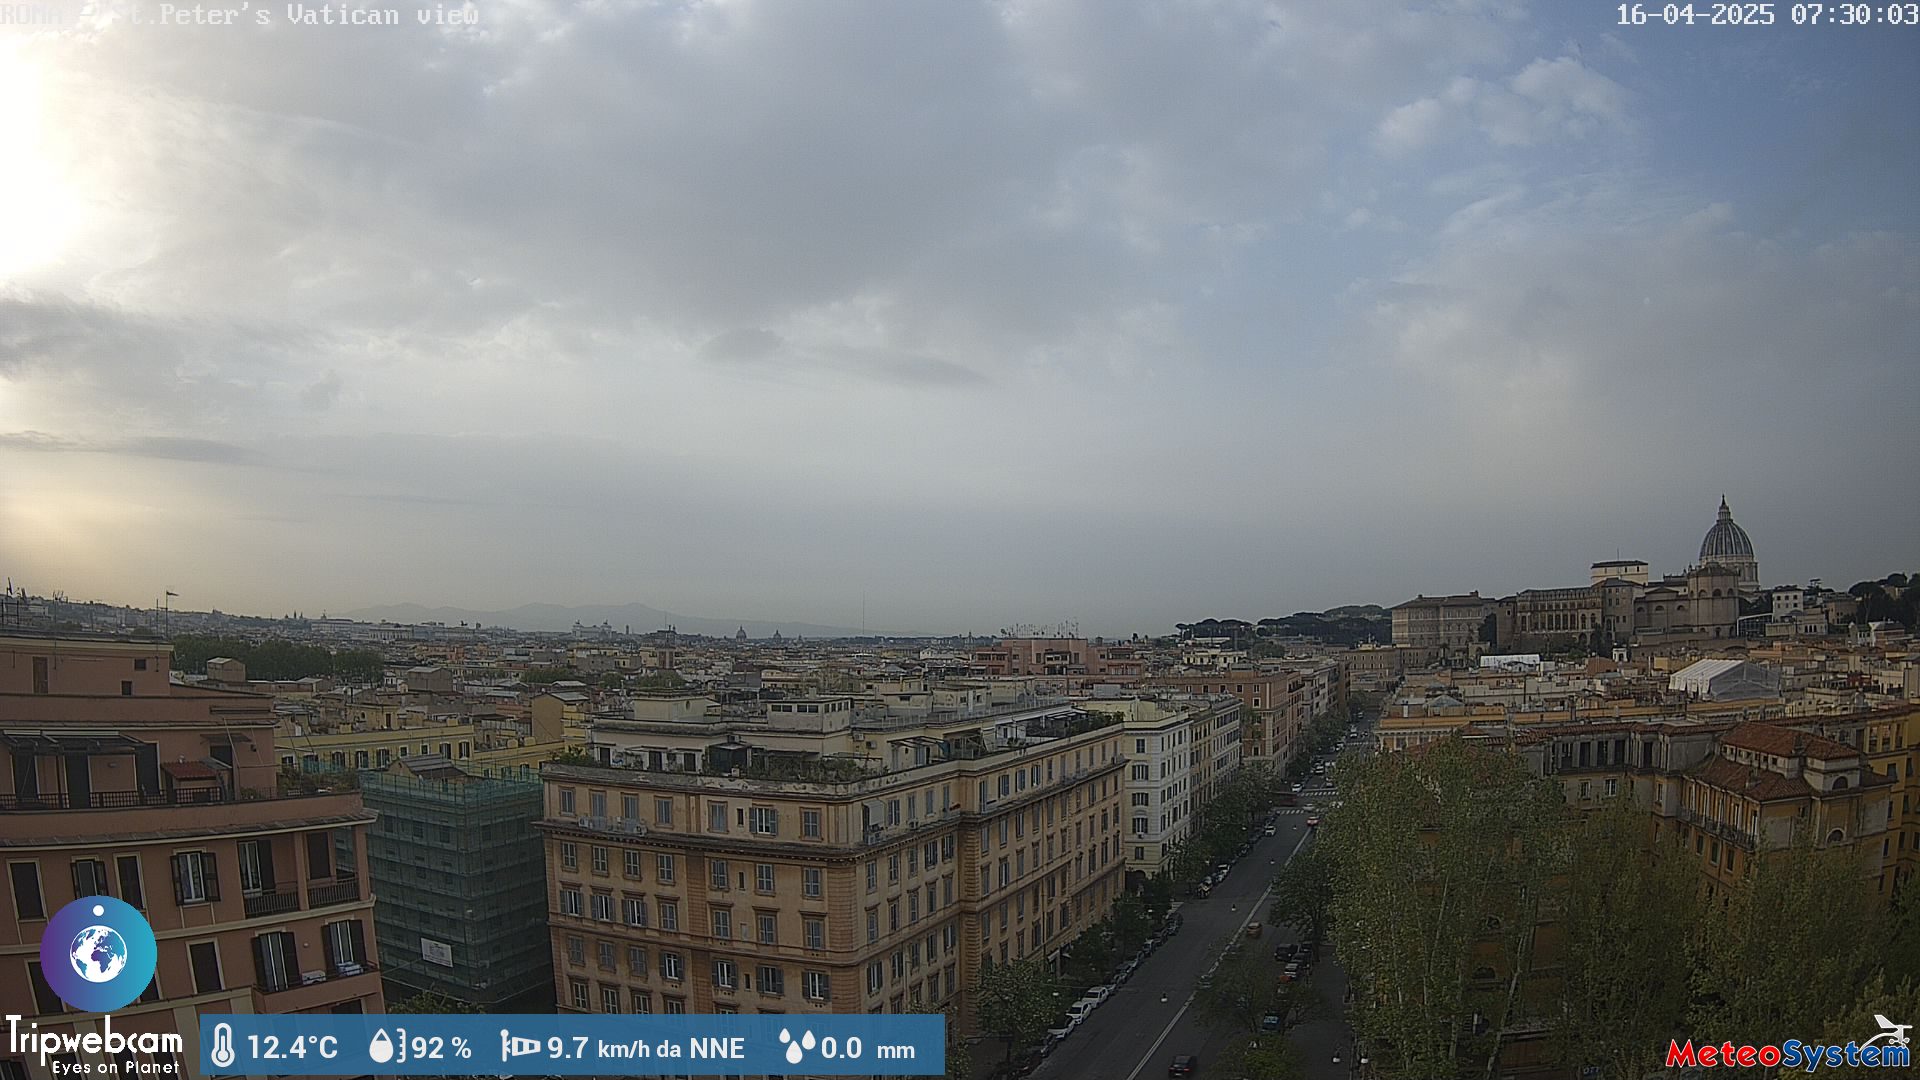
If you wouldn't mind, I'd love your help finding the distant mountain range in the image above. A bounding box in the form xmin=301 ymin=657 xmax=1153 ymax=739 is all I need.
xmin=339 ymin=601 xmax=886 ymax=639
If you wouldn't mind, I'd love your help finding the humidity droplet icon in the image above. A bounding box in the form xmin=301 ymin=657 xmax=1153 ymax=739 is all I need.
xmin=368 ymin=1029 xmax=395 ymax=1065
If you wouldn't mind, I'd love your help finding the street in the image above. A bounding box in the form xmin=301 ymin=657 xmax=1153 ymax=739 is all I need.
xmin=1025 ymin=782 xmax=1352 ymax=1080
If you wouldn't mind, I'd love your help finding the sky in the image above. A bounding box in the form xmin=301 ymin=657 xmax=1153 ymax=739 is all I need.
xmin=1 ymin=1 xmax=1916 ymax=638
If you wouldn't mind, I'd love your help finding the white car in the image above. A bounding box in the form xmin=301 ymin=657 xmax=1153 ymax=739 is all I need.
xmin=1083 ymin=984 xmax=1113 ymax=1005
xmin=1064 ymin=1000 xmax=1098 ymax=1025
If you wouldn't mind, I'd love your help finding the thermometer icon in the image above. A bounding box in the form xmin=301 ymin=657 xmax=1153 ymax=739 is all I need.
xmin=209 ymin=1024 xmax=235 ymax=1068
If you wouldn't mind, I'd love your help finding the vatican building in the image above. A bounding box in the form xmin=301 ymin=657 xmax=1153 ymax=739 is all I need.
xmin=1699 ymin=496 xmax=1760 ymax=595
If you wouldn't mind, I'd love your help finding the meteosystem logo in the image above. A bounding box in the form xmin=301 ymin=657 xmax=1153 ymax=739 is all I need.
xmin=1666 ymin=1015 xmax=1912 ymax=1072
xmin=39 ymin=896 xmax=158 ymax=1013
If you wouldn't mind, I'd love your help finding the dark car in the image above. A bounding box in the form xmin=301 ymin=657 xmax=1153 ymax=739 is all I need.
xmin=1168 ymin=1054 xmax=1199 ymax=1077
xmin=1261 ymin=1012 xmax=1282 ymax=1032
xmin=1274 ymin=943 xmax=1300 ymax=962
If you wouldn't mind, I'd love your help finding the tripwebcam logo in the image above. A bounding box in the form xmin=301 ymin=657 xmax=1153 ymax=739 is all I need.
xmin=39 ymin=896 xmax=158 ymax=1013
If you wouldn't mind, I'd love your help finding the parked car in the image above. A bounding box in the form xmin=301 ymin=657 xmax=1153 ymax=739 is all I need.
xmin=1306 ymin=815 xmax=1321 ymax=828
xmin=1281 ymin=961 xmax=1303 ymax=982
xmin=1195 ymin=882 xmax=1213 ymax=898
xmin=1084 ymin=984 xmax=1113 ymax=1006
xmin=1064 ymin=1000 xmax=1097 ymax=1025
xmin=1046 ymin=1024 xmax=1075 ymax=1042
xmin=1168 ymin=1054 xmax=1200 ymax=1077
xmin=1245 ymin=921 xmax=1263 ymax=938
xmin=1263 ymin=823 xmax=1277 ymax=835
xmin=1274 ymin=943 xmax=1300 ymax=962
xmin=1215 ymin=863 xmax=1231 ymax=879
xmin=1261 ymin=1012 xmax=1282 ymax=1032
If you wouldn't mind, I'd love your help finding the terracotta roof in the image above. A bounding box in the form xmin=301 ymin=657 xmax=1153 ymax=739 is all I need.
xmin=1687 ymin=756 xmax=1813 ymax=801
xmin=162 ymin=761 xmax=220 ymax=780
xmin=1721 ymin=722 xmax=1858 ymax=761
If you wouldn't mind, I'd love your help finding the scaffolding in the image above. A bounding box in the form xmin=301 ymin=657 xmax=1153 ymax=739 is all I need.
xmin=359 ymin=765 xmax=553 ymax=1010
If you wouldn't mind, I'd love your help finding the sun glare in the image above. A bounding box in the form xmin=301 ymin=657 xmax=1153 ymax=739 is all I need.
xmin=0 ymin=45 xmax=84 ymax=279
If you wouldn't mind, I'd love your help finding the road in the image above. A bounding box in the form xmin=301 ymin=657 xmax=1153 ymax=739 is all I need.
xmin=1025 ymin=779 xmax=1352 ymax=1080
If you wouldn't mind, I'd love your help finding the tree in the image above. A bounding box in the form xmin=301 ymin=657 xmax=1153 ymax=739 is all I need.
xmin=521 ymin=667 xmax=575 ymax=685
xmin=906 ymin=1001 xmax=971 ymax=1080
xmin=972 ymin=958 xmax=1059 ymax=1060
xmin=1269 ymin=843 xmax=1332 ymax=950
xmin=1552 ymin=797 xmax=1699 ymax=1080
xmin=634 ymin=671 xmax=687 ymax=690
xmin=1690 ymin=825 xmax=1887 ymax=1044
xmin=387 ymin=990 xmax=482 ymax=1013
xmin=1811 ymin=973 xmax=1920 ymax=1078
xmin=1196 ymin=946 xmax=1325 ymax=1037
xmin=1216 ymin=1039 xmax=1305 ymax=1080
xmin=1323 ymin=738 xmax=1565 ymax=1080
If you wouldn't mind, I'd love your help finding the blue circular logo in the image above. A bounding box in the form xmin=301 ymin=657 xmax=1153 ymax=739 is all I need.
xmin=40 ymin=896 xmax=157 ymax=1013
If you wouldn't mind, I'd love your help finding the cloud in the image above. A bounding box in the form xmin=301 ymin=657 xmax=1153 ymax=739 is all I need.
xmin=0 ymin=431 xmax=255 ymax=464
xmin=1374 ymin=56 xmax=1630 ymax=155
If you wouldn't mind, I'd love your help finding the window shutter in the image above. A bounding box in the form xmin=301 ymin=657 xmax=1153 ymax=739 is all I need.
xmin=257 ymin=841 xmax=276 ymax=892
xmin=170 ymin=855 xmax=187 ymax=905
xmin=204 ymin=853 xmax=221 ymax=901
xmin=348 ymin=919 xmax=365 ymax=964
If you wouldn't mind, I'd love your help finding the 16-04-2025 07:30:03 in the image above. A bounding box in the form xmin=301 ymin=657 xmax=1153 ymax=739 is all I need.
xmin=1618 ymin=3 xmax=1920 ymax=23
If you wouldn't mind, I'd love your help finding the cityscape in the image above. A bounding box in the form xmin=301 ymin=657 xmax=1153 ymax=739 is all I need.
xmin=3 ymin=3 xmax=1918 ymax=1080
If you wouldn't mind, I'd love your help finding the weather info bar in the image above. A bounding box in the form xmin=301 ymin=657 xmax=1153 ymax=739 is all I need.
xmin=199 ymin=1014 xmax=945 ymax=1076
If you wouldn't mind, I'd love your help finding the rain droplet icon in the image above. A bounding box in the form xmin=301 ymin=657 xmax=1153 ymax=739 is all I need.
xmin=802 ymin=1032 xmax=816 ymax=1050
xmin=368 ymin=1029 xmax=394 ymax=1065
xmin=778 ymin=1029 xmax=804 ymax=1065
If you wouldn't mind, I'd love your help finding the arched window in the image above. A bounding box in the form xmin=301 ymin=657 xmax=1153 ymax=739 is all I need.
xmin=1833 ymin=776 xmax=1850 ymax=790
xmin=1472 ymin=966 xmax=1496 ymax=981
xmin=1826 ymin=828 xmax=1845 ymax=844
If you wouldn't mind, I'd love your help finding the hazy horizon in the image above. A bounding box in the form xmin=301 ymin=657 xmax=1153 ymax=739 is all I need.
xmin=4 ymin=2 xmax=1915 ymax=634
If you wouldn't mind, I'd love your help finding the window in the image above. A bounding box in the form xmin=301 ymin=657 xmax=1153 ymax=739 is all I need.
xmin=189 ymin=941 xmax=223 ymax=994
xmin=626 ymin=945 xmax=647 ymax=975
xmin=656 ymin=854 xmax=675 ymax=883
xmin=622 ymin=794 xmax=640 ymax=822
xmin=591 ymin=846 xmax=609 ymax=875
xmin=28 ymin=961 xmax=64 ymax=1014
xmin=888 ymin=854 xmax=900 ymax=882
xmin=714 ymin=958 xmax=737 ymax=990
xmin=600 ymin=985 xmax=620 ymax=1013
xmin=561 ymin=843 xmax=579 ymax=871
xmin=569 ymin=978 xmax=589 ymax=1010
xmin=867 ymin=962 xmax=884 ymax=994
xmin=756 ymin=864 xmax=775 ymax=893
xmin=590 ymin=791 xmax=607 ymax=818
xmin=708 ymin=802 xmax=729 ymax=832
xmin=591 ymin=891 xmax=614 ymax=922
xmin=598 ymin=940 xmax=617 ymax=971
xmin=804 ymin=971 xmax=829 ymax=1001
xmin=711 ymin=908 xmax=732 ymax=940
xmin=566 ymin=936 xmax=584 ymax=966
xmin=803 ymin=868 xmax=823 ymax=898
xmin=802 ymin=809 xmax=822 ymax=839
xmin=658 ymin=899 xmax=679 ymax=931
xmin=10 ymin=863 xmax=44 ymax=920
xmin=654 ymin=798 xmax=673 ymax=825
xmin=866 ymin=861 xmax=878 ymax=891
xmin=890 ymin=900 xmax=899 ymax=931
xmin=758 ymin=912 xmax=778 ymax=945
xmin=561 ymin=789 xmax=576 ymax=815
xmin=711 ymin=859 xmax=730 ymax=890
xmin=624 ymin=850 xmax=642 ymax=879
xmin=631 ymin=989 xmax=652 ymax=1013
xmin=867 ymin=908 xmax=879 ymax=943
xmin=253 ymin=930 xmax=297 ymax=992
xmin=171 ymin=851 xmax=219 ymax=905
xmin=804 ymin=916 xmax=825 ymax=950
xmin=661 ymin=952 xmax=683 ymax=981
xmin=622 ymin=896 xmax=647 ymax=927
xmin=750 ymin=807 xmax=778 ymax=835
xmin=323 ymin=919 xmax=366 ymax=973
xmin=758 ymin=965 xmax=785 ymax=996
xmin=663 ymin=996 xmax=686 ymax=1014
xmin=116 ymin=855 xmax=145 ymax=910
xmin=560 ymin=886 xmax=583 ymax=916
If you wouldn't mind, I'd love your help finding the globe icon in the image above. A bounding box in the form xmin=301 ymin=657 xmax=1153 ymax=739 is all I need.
xmin=69 ymin=925 xmax=129 ymax=985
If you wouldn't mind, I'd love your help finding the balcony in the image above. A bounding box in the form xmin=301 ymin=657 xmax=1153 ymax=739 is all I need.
xmin=1676 ymin=807 xmax=1755 ymax=849
xmin=254 ymin=963 xmax=379 ymax=1010
xmin=308 ymin=878 xmax=361 ymax=907
xmin=243 ymin=890 xmax=301 ymax=918
xmin=0 ymin=787 xmax=229 ymax=811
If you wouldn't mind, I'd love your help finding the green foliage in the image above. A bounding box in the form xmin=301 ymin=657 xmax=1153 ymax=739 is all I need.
xmin=170 ymin=634 xmax=384 ymax=683
xmin=1812 ymin=973 xmax=1920 ymax=1079
xmin=1268 ymin=842 xmax=1333 ymax=949
xmin=387 ymin=990 xmax=482 ymax=1013
xmin=971 ymin=958 xmax=1060 ymax=1057
xmin=1217 ymin=1038 xmax=1306 ymax=1080
xmin=548 ymin=746 xmax=598 ymax=766
xmin=1323 ymin=738 xmax=1565 ymax=1080
xmin=633 ymin=671 xmax=687 ymax=690
xmin=1689 ymin=825 xmax=1887 ymax=1043
xmin=1553 ymin=797 xmax=1699 ymax=1080
xmin=521 ymin=667 xmax=576 ymax=685
xmin=1195 ymin=945 xmax=1325 ymax=1037
xmin=906 ymin=1001 xmax=970 ymax=1080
